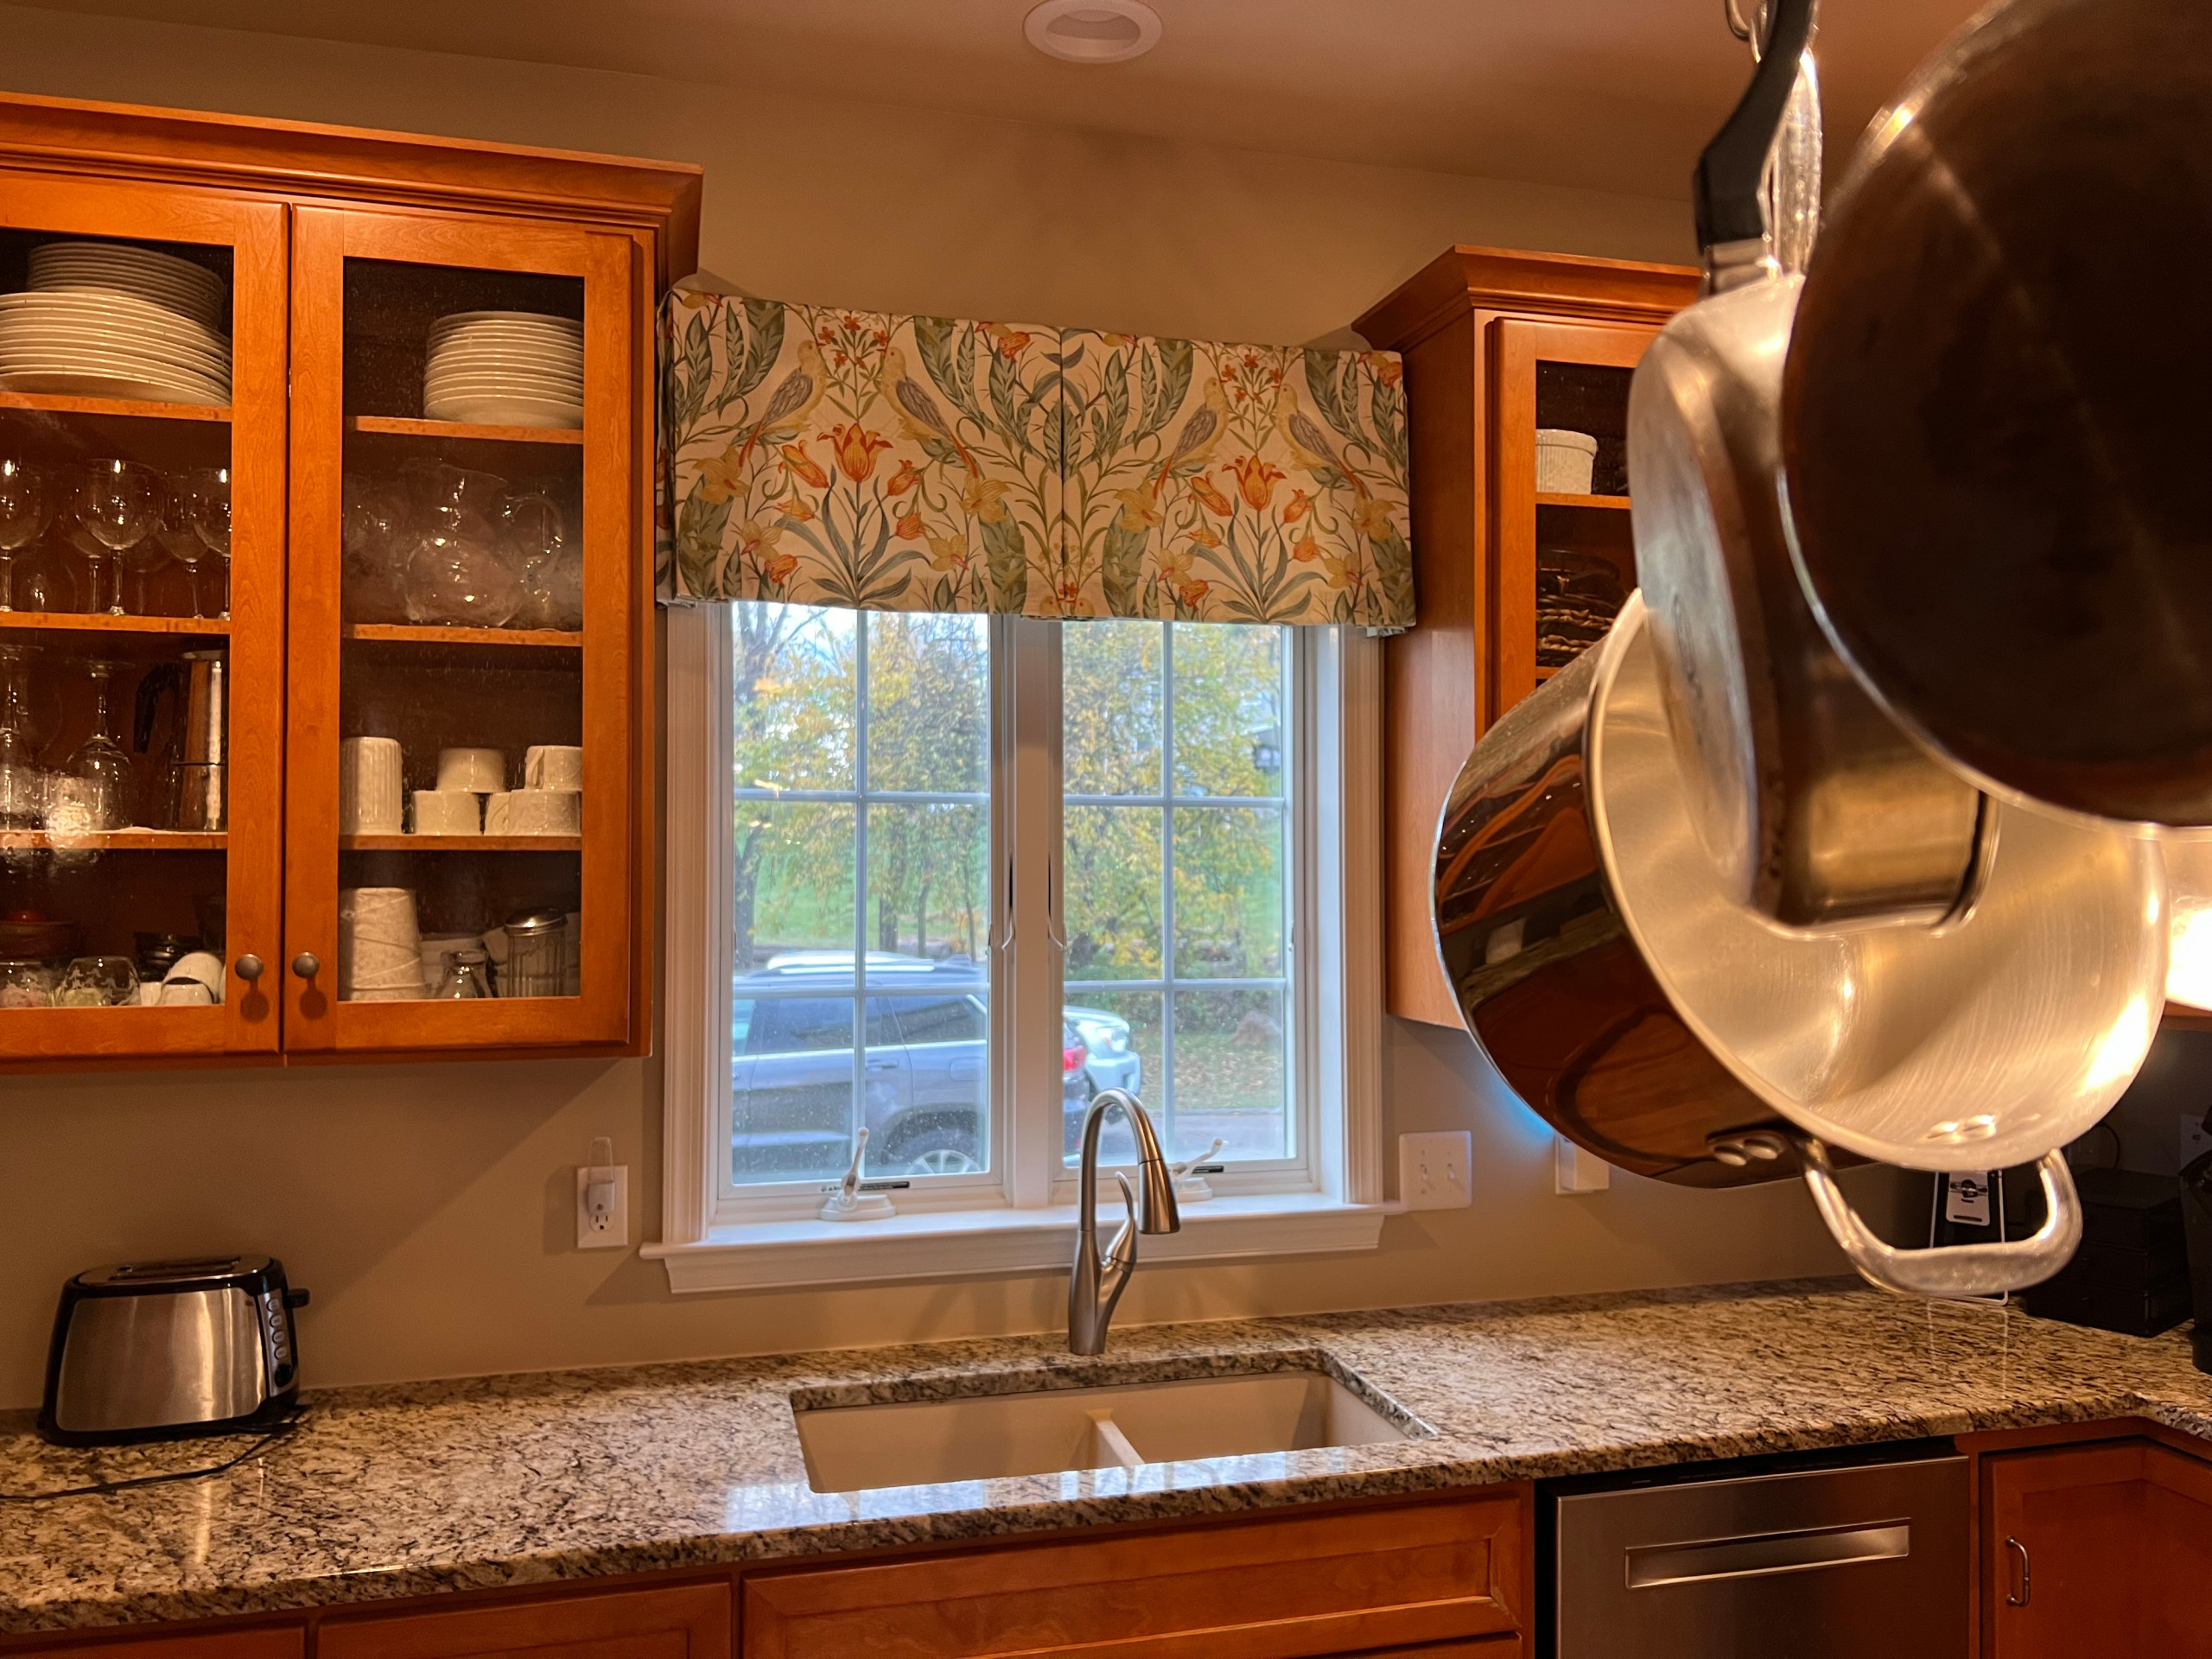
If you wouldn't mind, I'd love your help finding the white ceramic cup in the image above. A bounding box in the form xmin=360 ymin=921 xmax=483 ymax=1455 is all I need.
xmin=339 ymin=736 xmax=404 ymax=835
xmin=489 ymin=789 xmax=581 ymax=836
xmin=435 ymin=747 xmax=506 ymax=794
xmin=524 ymin=745 xmax=583 ymax=791
xmin=411 ymin=789 xmax=482 ymax=836
xmin=162 ymin=950 xmax=226 ymax=1005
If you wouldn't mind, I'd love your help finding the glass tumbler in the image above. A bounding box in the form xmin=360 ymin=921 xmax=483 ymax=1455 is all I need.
xmin=55 ymin=956 xmax=138 ymax=1007
xmin=0 ymin=959 xmax=56 ymax=1008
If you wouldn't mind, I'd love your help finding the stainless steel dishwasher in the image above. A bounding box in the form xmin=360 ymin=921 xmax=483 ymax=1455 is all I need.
xmin=1551 ymin=1446 xmax=1969 ymax=1656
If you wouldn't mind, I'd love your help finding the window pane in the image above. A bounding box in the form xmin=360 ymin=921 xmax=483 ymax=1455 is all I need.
xmin=738 ymin=801 xmax=853 ymax=969
xmin=734 ymin=602 xmax=854 ymax=792
xmin=1173 ymin=805 xmax=1283 ymax=978
xmin=1173 ymin=987 xmax=1289 ymax=1161
xmin=730 ymin=601 xmax=994 ymax=1192
xmin=867 ymin=802 xmax=988 ymax=963
xmin=1173 ymin=624 xmax=1287 ymax=799
xmin=1064 ymin=804 xmax=1162 ymax=978
xmin=867 ymin=613 xmax=989 ymax=792
xmin=1065 ymin=620 xmax=1161 ymax=796
xmin=1062 ymin=990 xmax=1159 ymax=1166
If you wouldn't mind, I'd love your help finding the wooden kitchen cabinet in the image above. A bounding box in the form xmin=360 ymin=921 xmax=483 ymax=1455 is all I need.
xmin=321 ymin=1584 xmax=728 ymax=1659
xmin=11 ymin=1633 xmax=302 ymax=1659
xmin=1980 ymin=1436 xmax=2212 ymax=1657
xmin=1354 ymin=247 xmax=1695 ymax=1027
xmin=743 ymin=1490 xmax=1531 ymax=1659
xmin=0 ymin=92 xmax=696 ymax=1067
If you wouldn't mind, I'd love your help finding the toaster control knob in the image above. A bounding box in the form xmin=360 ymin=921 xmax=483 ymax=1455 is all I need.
xmin=234 ymin=954 xmax=264 ymax=982
xmin=290 ymin=952 xmax=321 ymax=980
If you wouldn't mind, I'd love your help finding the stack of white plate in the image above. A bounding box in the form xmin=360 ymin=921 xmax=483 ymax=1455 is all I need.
xmin=0 ymin=243 xmax=231 ymax=407
xmin=0 ymin=243 xmax=232 ymax=406
xmin=424 ymin=311 xmax=583 ymax=429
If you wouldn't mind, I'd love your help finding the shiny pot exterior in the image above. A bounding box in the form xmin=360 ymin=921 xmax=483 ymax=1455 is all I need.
xmin=1433 ymin=613 xmax=1790 ymax=1188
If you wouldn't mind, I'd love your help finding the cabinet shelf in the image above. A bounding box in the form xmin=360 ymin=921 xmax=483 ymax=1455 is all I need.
xmin=342 ymin=623 xmax=582 ymax=649
xmin=349 ymin=415 xmax=582 ymax=447
xmin=341 ymin=834 xmax=582 ymax=852
xmin=0 ymin=611 xmax=230 ymax=636
xmin=0 ymin=388 xmax=231 ymax=423
xmin=0 ymin=829 xmax=225 ymax=851
xmin=1537 ymin=493 xmax=1632 ymax=512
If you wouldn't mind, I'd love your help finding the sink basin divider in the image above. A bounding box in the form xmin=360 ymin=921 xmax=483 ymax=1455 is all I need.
xmin=1086 ymin=1409 xmax=1145 ymax=1471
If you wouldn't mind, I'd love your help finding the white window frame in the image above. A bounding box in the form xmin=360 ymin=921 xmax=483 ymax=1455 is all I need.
xmin=645 ymin=604 xmax=1388 ymax=1293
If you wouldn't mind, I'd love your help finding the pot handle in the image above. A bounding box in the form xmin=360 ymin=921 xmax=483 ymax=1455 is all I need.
xmin=1694 ymin=0 xmax=1818 ymax=252
xmin=1792 ymin=1134 xmax=2083 ymax=1299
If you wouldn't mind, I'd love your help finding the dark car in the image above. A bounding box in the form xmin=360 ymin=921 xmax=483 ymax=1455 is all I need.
xmin=730 ymin=952 xmax=1095 ymax=1179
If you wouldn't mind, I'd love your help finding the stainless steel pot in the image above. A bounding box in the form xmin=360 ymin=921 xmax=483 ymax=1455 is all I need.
xmin=1435 ymin=594 xmax=2164 ymax=1294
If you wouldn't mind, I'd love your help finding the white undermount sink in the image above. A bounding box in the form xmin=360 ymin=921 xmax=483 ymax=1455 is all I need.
xmin=794 ymin=1370 xmax=1411 ymax=1493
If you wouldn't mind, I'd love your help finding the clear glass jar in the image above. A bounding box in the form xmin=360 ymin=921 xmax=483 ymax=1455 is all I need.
xmin=432 ymin=944 xmax=492 ymax=999
xmin=499 ymin=908 xmax=569 ymax=998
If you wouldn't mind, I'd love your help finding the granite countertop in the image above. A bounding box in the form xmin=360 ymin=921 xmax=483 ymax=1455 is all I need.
xmin=7 ymin=1276 xmax=2212 ymax=1634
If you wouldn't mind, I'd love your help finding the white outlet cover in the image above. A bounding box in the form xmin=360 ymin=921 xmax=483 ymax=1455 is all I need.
xmin=1399 ymin=1130 xmax=1474 ymax=1211
xmin=575 ymin=1164 xmax=630 ymax=1250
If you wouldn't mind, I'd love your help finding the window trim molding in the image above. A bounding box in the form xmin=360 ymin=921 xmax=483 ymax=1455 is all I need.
xmin=650 ymin=606 xmax=1389 ymax=1292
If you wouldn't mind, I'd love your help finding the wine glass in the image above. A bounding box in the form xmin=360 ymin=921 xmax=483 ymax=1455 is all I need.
xmin=182 ymin=467 xmax=232 ymax=620
xmin=54 ymin=956 xmax=137 ymax=1007
xmin=64 ymin=658 xmax=133 ymax=832
xmin=69 ymin=461 xmax=162 ymax=618
xmin=0 ymin=457 xmax=52 ymax=613
xmin=0 ymin=642 xmax=49 ymax=830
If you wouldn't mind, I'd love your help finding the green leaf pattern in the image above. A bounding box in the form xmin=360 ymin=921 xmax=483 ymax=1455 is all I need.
xmin=658 ymin=290 xmax=1413 ymax=632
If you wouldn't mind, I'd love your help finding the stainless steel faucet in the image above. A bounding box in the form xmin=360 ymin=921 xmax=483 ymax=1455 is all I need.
xmin=1068 ymin=1088 xmax=1181 ymax=1355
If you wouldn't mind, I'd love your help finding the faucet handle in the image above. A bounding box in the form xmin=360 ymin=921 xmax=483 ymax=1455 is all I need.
xmin=1107 ymin=1169 xmax=1141 ymax=1273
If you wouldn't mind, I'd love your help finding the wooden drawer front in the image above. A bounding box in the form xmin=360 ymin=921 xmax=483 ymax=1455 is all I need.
xmin=744 ymin=1494 xmax=1525 ymax=1659
xmin=320 ymin=1584 xmax=729 ymax=1659
xmin=32 ymin=1632 xmax=302 ymax=1659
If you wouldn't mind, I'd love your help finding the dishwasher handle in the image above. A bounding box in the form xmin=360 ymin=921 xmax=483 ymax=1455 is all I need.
xmin=1626 ymin=1520 xmax=1912 ymax=1590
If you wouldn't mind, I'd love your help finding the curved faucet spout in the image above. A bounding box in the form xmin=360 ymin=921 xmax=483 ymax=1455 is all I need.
xmin=1068 ymin=1089 xmax=1181 ymax=1356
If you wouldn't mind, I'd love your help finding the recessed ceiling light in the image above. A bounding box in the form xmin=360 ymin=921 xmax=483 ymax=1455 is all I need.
xmin=1024 ymin=0 xmax=1162 ymax=65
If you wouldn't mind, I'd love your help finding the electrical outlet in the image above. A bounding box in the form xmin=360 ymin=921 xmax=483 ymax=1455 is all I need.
xmin=2182 ymin=1113 xmax=2211 ymax=1175
xmin=1399 ymin=1130 xmax=1473 ymax=1211
xmin=1554 ymin=1135 xmax=1611 ymax=1195
xmin=575 ymin=1162 xmax=629 ymax=1249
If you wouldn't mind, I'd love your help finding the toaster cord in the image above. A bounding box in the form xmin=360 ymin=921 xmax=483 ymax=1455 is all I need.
xmin=0 ymin=1411 xmax=304 ymax=1502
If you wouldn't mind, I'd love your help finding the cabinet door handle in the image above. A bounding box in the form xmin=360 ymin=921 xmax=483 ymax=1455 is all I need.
xmin=233 ymin=955 xmax=264 ymax=982
xmin=2005 ymin=1535 xmax=2031 ymax=1606
xmin=290 ymin=952 xmax=321 ymax=980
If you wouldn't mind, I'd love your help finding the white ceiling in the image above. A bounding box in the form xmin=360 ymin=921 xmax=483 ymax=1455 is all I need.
xmin=16 ymin=0 xmax=1985 ymax=200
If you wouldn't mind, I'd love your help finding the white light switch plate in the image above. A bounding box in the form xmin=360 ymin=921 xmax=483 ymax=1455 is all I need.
xmin=1399 ymin=1131 xmax=1473 ymax=1211
xmin=575 ymin=1164 xmax=630 ymax=1249
xmin=1554 ymin=1135 xmax=1612 ymax=1195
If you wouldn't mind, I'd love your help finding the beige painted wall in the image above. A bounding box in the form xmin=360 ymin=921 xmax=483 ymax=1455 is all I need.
xmin=0 ymin=4 xmax=1878 ymax=1408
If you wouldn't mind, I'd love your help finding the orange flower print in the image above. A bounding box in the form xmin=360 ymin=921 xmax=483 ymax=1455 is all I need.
xmin=1363 ymin=352 xmax=1404 ymax=388
xmin=764 ymin=550 xmax=799 ymax=584
xmin=1291 ymin=530 xmax=1320 ymax=563
xmin=697 ymin=443 xmax=748 ymax=504
xmin=961 ymin=474 xmax=1013 ymax=524
xmin=887 ymin=460 xmax=923 ymax=497
xmin=1113 ymin=487 xmax=1163 ymax=534
xmin=1189 ymin=474 xmax=1234 ymax=518
xmin=1189 ymin=521 xmax=1224 ymax=550
xmin=779 ymin=495 xmax=817 ymax=524
xmin=1158 ymin=546 xmax=1211 ymax=612
xmin=893 ymin=505 xmax=925 ymax=541
xmin=823 ymin=423 xmax=893 ymax=483
xmin=982 ymin=322 xmax=1033 ymax=359
xmin=1322 ymin=552 xmax=1367 ymax=594
xmin=1351 ymin=496 xmax=1399 ymax=542
xmin=779 ymin=442 xmax=830 ymax=489
xmin=1224 ymin=455 xmax=1286 ymax=512
xmin=738 ymin=518 xmax=793 ymax=584
xmin=926 ymin=533 xmax=971 ymax=574
xmin=1283 ymin=488 xmax=1313 ymax=524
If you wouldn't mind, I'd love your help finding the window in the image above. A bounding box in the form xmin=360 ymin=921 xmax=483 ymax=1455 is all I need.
xmin=652 ymin=601 xmax=1384 ymax=1288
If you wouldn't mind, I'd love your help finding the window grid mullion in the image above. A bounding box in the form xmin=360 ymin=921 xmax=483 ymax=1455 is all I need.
xmin=851 ymin=614 xmax=871 ymax=1160
xmin=1160 ymin=622 xmax=1177 ymax=1142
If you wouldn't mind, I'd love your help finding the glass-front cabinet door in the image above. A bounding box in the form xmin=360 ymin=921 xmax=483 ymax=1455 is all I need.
xmin=285 ymin=207 xmax=640 ymax=1054
xmin=1490 ymin=318 xmax=1652 ymax=726
xmin=0 ymin=174 xmax=286 ymax=1061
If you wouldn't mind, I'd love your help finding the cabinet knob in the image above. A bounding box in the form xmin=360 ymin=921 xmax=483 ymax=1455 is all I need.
xmin=290 ymin=952 xmax=321 ymax=980
xmin=233 ymin=954 xmax=264 ymax=982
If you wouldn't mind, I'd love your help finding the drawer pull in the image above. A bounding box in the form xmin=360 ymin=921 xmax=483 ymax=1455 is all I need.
xmin=2005 ymin=1535 xmax=2031 ymax=1606
xmin=1627 ymin=1522 xmax=1910 ymax=1589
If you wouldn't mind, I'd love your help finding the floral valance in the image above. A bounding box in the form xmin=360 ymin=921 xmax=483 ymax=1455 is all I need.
xmin=657 ymin=292 xmax=1413 ymax=631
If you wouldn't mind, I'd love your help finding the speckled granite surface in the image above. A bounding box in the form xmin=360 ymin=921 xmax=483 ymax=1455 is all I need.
xmin=7 ymin=1276 xmax=2212 ymax=1634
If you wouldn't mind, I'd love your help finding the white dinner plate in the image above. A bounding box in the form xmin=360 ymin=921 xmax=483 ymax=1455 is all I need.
xmin=0 ymin=346 xmax=227 ymax=396
xmin=432 ymin=309 xmax=582 ymax=334
xmin=424 ymin=372 xmax=584 ymax=396
xmin=423 ymin=394 xmax=583 ymax=428
xmin=0 ymin=367 xmax=227 ymax=404
xmin=0 ymin=292 xmax=230 ymax=353
xmin=0 ymin=323 xmax=231 ymax=377
xmin=428 ymin=342 xmax=582 ymax=368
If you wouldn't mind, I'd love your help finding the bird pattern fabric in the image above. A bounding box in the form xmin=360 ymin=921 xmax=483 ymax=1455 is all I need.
xmin=658 ymin=290 xmax=1414 ymax=631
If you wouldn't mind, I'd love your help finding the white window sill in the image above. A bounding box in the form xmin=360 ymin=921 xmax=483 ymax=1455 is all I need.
xmin=641 ymin=1192 xmax=1393 ymax=1294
